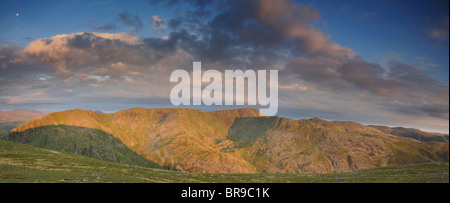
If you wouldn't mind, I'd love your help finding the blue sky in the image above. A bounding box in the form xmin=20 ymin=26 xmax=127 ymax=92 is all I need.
xmin=309 ymin=0 xmax=449 ymax=85
xmin=0 ymin=0 xmax=448 ymax=133
xmin=1 ymin=0 xmax=448 ymax=84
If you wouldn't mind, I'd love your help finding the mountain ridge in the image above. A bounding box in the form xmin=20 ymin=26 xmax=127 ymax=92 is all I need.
xmin=369 ymin=125 xmax=449 ymax=142
xmin=0 ymin=109 xmax=48 ymax=135
xmin=0 ymin=109 xmax=47 ymax=123
xmin=5 ymin=108 xmax=449 ymax=174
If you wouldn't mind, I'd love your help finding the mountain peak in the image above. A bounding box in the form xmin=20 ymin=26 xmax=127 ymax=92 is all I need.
xmin=6 ymin=107 xmax=448 ymax=174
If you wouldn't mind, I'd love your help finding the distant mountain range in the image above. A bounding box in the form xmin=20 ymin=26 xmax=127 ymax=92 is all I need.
xmin=2 ymin=108 xmax=449 ymax=173
xmin=0 ymin=110 xmax=47 ymax=134
xmin=0 ymin=109 xmax=47 ymax=123
xmin=369 ymin=125 xmax=449 ymax=143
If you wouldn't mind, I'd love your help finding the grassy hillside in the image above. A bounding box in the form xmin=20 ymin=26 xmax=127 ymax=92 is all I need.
xmin=0 ymin=129 xmax=6 ymax=138
xmin=0 ymin=139 xmax=447 ymax=183
xmin=5 ymin=108 xmax=449 ymax=174
xmin=4 ymin=125 xmax=164 ymax=169
xmin=0 ymin=121 xmax=26 ymax=132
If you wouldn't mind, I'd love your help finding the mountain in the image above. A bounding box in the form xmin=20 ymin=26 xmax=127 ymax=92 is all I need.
xmin=0 ymin=110 xmax=47 ymax=132
xmin=6 ymin=108 xmax=260 ymax=173
xmin=1 ymin=139 xmax=448 ymax=183
xmin=0 ymin=109 xmax=47 ymax=123
xmin=227 ymin=117 xmax=448 ymax=173
xmin=4 ymin=108 xmax=449 ymax=174
xmin=369 ymin=125 xmax=449 ymax=143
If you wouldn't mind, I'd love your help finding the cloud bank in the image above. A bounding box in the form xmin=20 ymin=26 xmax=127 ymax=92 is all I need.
xmin=0 ymin=0 xmax=448 ymax=133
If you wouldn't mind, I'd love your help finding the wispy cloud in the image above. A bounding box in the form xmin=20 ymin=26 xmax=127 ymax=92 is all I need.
xmin=152 ymin=15 xmax=167 ymax=34
xmin=118 ymin=12 xmax=143 ymax=35
xmin=0 ymin=91 xmax=56 ymax=104
xmin=428 ymin=16 xmax=449 ymax=41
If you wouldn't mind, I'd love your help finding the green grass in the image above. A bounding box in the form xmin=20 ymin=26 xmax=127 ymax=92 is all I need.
xmin=5 ymin=125 xmax=164 ymax=170
xmin=0 ymin=139 xmax=448 ymax=183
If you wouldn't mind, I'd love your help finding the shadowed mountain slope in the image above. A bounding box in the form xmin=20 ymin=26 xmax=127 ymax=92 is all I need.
xmin=4 ymin=108 xmax=449 ymax=173
xmin=5 ymin=125 xmax=163 ymax=169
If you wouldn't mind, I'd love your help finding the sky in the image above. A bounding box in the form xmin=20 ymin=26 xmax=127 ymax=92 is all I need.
xmin=0 ymin=0 xmax=448 ymax=133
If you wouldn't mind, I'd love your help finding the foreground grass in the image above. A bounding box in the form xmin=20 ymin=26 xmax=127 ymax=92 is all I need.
xmin=0 ymin=139 xmax=448 ymax=183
